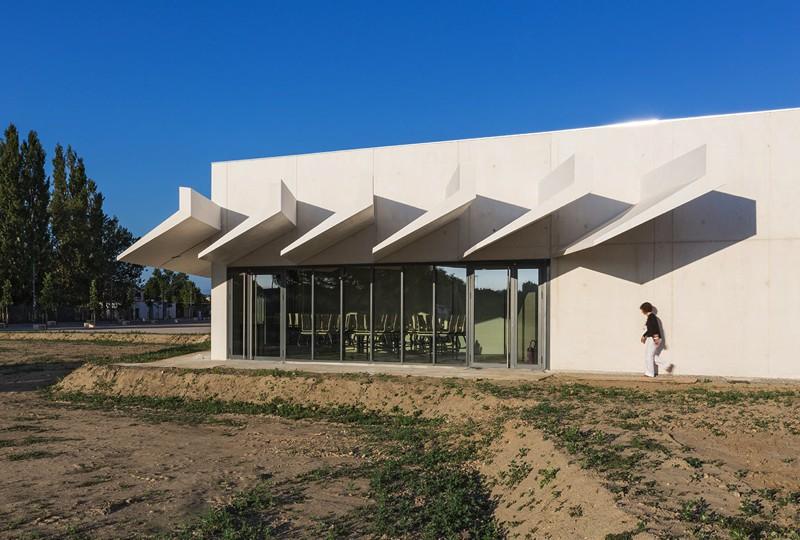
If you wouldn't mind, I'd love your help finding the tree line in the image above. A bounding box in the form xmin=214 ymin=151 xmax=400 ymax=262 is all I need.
xmin=0 ymin=122 xmax=142 ymax=322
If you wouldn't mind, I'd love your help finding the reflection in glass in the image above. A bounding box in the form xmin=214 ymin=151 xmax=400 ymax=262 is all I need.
xmin=253 ymin=274 xmax=280 ymax=358
xmin=314 ymin=268 xmax=340 ymax=360
xmin=473 ymin=268 xmax=508 ymax=365
xmin=343 ymin=267 xmax=371 ymax=361
xmin=230 ymin=273 xmax=245 ymax=357
xmin=373 ymin=267 xmax=401 ymax=361
xmin=435 ymin=266 xmax=467 ymax=364
xmin=285 ymin=270 xmax=312 ymax=359
xmin=403 ymin=265 xmax=433 ymax=363
xmin=517 ymin=268 xmax=540 ymax=367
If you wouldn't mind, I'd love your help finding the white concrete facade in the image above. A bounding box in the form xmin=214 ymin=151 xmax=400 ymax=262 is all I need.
xmin=120 ymin=108 xmax=800 ymax=379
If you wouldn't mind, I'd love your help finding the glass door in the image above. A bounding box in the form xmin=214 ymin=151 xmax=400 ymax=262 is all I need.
xmin=471 ymin=267 xmax=510 ymax=366
xmin=229 ymin=272 xmax=247 ymax=358
xmin=514 ymin=267 xmax=541 ymax=368
xmin=253 ymin=274 xmax=281 ymax=358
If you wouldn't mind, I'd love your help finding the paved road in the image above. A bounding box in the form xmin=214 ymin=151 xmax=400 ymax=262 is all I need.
xmin=0 ymin=321 xmax=210 ymax=334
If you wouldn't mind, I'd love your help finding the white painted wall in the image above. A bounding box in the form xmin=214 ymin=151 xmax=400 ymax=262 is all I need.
xmin=204 ymin=108 xmax=800 ymax=378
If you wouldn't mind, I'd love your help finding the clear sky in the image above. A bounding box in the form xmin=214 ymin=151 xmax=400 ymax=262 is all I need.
xmin=2 ymin=1 xmax=799 ymax=291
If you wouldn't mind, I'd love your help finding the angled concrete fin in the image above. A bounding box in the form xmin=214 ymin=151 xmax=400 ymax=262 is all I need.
xmin=117 ymin=187 xmax=222 ymax=277
xmin=198 ymin=182 xmax=296 ymax=263
xmin=373 ymin=166 xmax=476 ymax=259
xmin=464 ymin=155 xmax=582 ymax=257
xmin=562 ymin=145 xmax=715 ymax=255
xmin=280 ymin=199 xmax=375 ymax=262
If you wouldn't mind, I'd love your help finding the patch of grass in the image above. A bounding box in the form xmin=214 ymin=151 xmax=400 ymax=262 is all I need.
xmin=499 ymin=449 xmax=534 ymax=489
xmin=679 ymin=498 xmax=717 ymax=524
xmin=739 ymin=497 xmax=764 ymax=517
xmin=49 ymin=390 xmax=506 ymax=539
xmin=7 ymin=449 xmax=62 ymax=461
xmin=537 ymin=467 xmax=559 ymax=488
xmin=169 ymin=480 xmax=288 ymax=539
xmin=604 ymin=521 xmax=646 ymax=540
xmin=0 ymin=424 xmax=49 ymax=433
xmin=86 ymin=341 xmax=210 ymax=366
xmin=0 ymin=436 xmax=75 ymax=448
xmin=370 ymin=445 xmax=505 ymax=540
xmin=684 ymin=456 xmax=704 ymax=469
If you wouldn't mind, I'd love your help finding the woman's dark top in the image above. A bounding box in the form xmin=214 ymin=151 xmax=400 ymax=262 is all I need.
xmin=643 ymin=313 xmax=660 ymax=338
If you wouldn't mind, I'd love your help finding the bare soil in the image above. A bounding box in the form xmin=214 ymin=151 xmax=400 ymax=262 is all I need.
xmin=1 ymin=340 xmax=799 ymax=539
xmin=0 ymin=391 xmax=368 ymax=539
xmin=0 ymin=340 xmax=171 ymax=394
xmin=54 ymin=364 xmax=800 ymax=538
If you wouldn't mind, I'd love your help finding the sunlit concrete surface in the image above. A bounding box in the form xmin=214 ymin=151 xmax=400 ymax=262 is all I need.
xmin=120 ymin=108 xmax=800 ymax=379
xmin=125 ymin=350 xmax=707 ymax=383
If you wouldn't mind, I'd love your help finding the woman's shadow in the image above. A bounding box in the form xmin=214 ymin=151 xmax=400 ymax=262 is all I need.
xmin=651 ymin=306 xmax=672 ymax=374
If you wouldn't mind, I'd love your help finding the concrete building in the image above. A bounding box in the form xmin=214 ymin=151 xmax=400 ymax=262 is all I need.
xmin=119 ymin=108 xmax=800 ymax=379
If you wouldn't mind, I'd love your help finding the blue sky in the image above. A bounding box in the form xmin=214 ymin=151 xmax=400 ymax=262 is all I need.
xmin=2 ymin=1 xmax=799 ymax=292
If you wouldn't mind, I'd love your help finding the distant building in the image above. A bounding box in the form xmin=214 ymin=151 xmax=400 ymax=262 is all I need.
xmin=132 ymin=291 xmax=177 ymax=321
xmin=120 ymin=108 xmax=800 ymax=379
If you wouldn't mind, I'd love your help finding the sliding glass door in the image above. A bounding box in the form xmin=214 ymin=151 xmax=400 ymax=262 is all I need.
xmin=471 ymin=267 xmax=510 ymax=366
xmin=435 ymin=266 xmax=467 ymax=364
xmin=515 ymin=267 xmax=541 ymax=368
xmin=228 ymin=262 xmax=546 ymax=368
xmin=230 ymin=272 xmax=246 ymax=358
xmin=253 ymin=274 xmax=281 ymax=358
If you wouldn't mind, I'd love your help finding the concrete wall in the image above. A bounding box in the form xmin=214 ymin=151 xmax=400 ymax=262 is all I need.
xmin=207 ymin=108 xmax=800 ymax=378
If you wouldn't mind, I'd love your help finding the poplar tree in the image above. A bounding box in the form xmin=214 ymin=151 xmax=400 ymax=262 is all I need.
xmin=0 ymin=124 xmax=24 ymax=292
xmin=49 ymin=144 xmax=69 ymax=305
xmin=19 ymin=130 xmax=50 ymax=308
xmin=0 ymin=279 xmax=11 ymax=324
xmin=40 ymin=272 xmax=57 ymax=321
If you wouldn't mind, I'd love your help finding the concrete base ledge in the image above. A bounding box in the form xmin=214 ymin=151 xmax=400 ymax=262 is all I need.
xmin=115 ymin=352 xmax=781 ymax=385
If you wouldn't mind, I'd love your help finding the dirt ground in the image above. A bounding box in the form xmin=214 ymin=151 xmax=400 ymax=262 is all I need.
xmin=0 ymin=340 xmax=172 ymax=394
xmin=0 ymin=391 xmax=369 ymax=539
xmin=1 ymin=339 xmax=799 ymax=539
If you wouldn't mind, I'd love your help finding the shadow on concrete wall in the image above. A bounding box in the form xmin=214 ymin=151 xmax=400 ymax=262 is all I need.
xmin=296 ymin=201 xmax=335 ymax=232
xmin=464 ymin=195 xmax=530 ymax=250
xmin=374 ymin=196 xmax=427 ymax=243
xmin=561 ymin=191 xmax=757 ymax=284
xmin=553 ymin=193 xmax=633 ymax=249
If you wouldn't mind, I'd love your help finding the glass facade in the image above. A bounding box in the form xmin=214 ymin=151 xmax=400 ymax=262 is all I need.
xmin=435 ymin=266 xmax=467 ymax=364
xmin=403 ymin=265 xmax=433 ymax=363
xmin=285 ymin=270 xmax=312 ymax=359
xmin=473 ymin=268 xmax=509 ymax=365
xmin=314 ymin=268 xmax=340 ymax=361
xmin=373 ymin=267 xmax=401 ymax=361
xmin=228 ymin=262 xmax=546 ymax=368
xmin=516 ymin=268 xmax=540 ymax=367
xmin=230 ymin=272 xmax=245 ymax=357
xmin=253 ymin=273 xmax=280 ymax=358
xmin=343 ymin=267 xmax=371 ymax=361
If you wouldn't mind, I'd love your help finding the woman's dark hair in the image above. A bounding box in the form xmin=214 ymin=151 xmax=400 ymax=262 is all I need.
xmin=640 ymin=302 xmax=654 ymax=313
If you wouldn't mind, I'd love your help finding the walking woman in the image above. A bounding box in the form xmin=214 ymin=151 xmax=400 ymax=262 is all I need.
xmin=640 ymin=302 xmax=670 ymax=377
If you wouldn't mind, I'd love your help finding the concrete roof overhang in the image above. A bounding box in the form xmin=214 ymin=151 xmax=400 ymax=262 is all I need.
xmin=562 ymin=145 xmax=716 ymax=255
xmin=198 ymin=182 xmax=296 ymax=264
xmin=373 ymin=185 xmax=476 ymax=260
xmin=464 ymin=155 xmax=583 ymax=257
xmin=117 ymin=187 xmax=222 ymax=277
xmin=280 ymin=199 xmax=375 ymax=262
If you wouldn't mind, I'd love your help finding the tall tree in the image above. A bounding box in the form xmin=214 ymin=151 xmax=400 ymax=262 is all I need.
xmin=39 ymin=272 xmax=58 ymax=322
xmin=100 ymin=216 xmax=142 ymax=308
xmin=48 ymin=144 xmax=69 ymax=307
xmin=19 ymin=130 xmax=50 ymax=309
xmin=88 ymin=279 xmax=99 ymax=323
xmin=0 ymin=124 xmax=24 ymax=293
xmin=0 ymin=279 xmax=11 ymax=324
